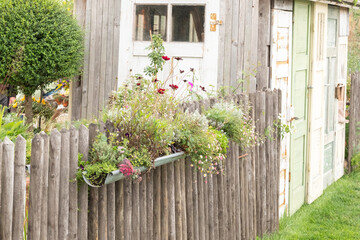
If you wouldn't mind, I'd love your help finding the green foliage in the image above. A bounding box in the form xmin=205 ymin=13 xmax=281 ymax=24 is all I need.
xmin=205 ymin=101 xmax=261 ymax=150
xmin=174 ymin=111 xmax=228 ymax=175
xmin=32 ymin=101 xmax=55 ymax=121
xmin=0 ymin=107 xmax=30 ymax=140
xmin=262 ymin=171 xmax=360 ymax=239
xmin=83 ymin=162 xmax=117 ymax=186
xmin=348 ymin=9 xmax=360 ymax=73
xmin=0 ymin=0 xmax=84 ymax=95
xmin=351 ymin=152 xmax=360 ymax=171
xmin=144 ymin=34 xmax=166 ymax=77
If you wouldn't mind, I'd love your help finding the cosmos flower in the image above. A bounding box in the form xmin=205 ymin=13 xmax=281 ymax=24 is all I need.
xmin=169 ymin=84 xmax=179 ymax=90
xmin=157 ymin=88 xmax=166 ymax=94
xmin=162 ymin=56 xmax=170 ymax=61
xmin=174 ymin=57 xmax=183 ymax=61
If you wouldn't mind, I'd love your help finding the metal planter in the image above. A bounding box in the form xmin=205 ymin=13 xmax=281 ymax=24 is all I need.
xmin=83 ymin=151 xmax=185 ymax=187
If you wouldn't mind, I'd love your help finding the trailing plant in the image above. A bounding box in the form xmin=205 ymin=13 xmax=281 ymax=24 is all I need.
xmin=205 ymin=101 xmax=261 ymax=150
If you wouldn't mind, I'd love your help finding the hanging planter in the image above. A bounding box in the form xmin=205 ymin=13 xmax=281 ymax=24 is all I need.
xmin=82 ymin=151 xmax=185 ymax=187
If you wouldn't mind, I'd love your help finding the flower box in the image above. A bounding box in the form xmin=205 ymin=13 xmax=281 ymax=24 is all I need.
xmin=82 ymin=151 xmax=185 ymax=187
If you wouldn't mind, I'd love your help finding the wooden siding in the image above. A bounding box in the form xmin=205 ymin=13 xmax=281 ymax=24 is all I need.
xmin=71 ymin=0 xmax=121 ymax=120
xmin=218 ymin=0 xmax=271 ymax=93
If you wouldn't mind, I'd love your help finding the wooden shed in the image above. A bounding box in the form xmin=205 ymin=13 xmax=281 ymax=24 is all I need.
xmin=271 ymin=0 xmax=356 ymax=216
xmin=71 ymin=0 xmax=357 ymax=217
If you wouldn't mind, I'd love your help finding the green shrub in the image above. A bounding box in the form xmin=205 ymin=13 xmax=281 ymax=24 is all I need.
xmin=0 ymin=0 xmax=84 ymax=124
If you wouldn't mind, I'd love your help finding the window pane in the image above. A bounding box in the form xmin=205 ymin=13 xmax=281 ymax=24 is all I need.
xmin=172 ymin=6 xmax=205 ymax=42
xmin=135 ymin=5 xmax=167 ymax=41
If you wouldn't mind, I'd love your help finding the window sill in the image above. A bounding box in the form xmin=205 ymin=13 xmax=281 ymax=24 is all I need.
xmin=133 ymin=41 xmax=204 ymax=58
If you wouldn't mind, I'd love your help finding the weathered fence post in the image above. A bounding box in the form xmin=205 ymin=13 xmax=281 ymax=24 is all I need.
xmin=88 ymin=123 xmax=99 ymax=240
xmin=1 ymin=138 xmax=15 ymax=239
xmin=78 ymin=125 xmax=89 ymax=240
xmin=12 ymin=136 xmax=26 ymax=240
xmin=69 ymin=126 xmax=79 ymax=239
xmin=28 ymin=134 xmax=44 ymax=240
xmin=48 ymin=129 xmax=61 ymax=239
xmin=40 ymin=132 xmax=49 ymax=240
xmin=59 ymin=129 xmax=70 ymax=240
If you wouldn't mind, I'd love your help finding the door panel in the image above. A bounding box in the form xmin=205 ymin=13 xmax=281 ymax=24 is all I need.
xmin=290 ymin=0 xmax=311 ymax=215
xmin=307 ymin=1 xmax=327 ymax=204
xmin=323 ymin=6 xmax=339 ymax=190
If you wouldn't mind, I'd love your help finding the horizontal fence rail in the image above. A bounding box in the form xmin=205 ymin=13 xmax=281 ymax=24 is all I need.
xmin=0 ymin=90 xmax=281 ymax=240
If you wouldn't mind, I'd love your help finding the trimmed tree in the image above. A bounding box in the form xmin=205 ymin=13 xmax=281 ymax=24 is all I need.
xmin=0 ymin=0 xmax=84 ymax=126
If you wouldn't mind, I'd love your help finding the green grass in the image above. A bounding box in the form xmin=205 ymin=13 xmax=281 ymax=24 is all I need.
xmin=263 ymin=171 xmax=360 ymax=240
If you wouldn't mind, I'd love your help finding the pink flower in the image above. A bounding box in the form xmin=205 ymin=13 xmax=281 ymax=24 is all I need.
xmin=119 ymin=159 xmax=135 ymax=177
xmin=162 ymin=56 xmax=170 ymax=61
xmin=188 ymin=82 xmax=194 ymax=91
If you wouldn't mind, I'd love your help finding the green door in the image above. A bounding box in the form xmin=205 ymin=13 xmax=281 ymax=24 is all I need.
xmin=290 ymin=0 xmax=311 ymax=215
xmin=323 ymin=6 xmax=339 ymax=189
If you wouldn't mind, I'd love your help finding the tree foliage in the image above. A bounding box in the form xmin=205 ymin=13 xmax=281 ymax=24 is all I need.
xmin=0 ymin=0 xmax=84 ymax=96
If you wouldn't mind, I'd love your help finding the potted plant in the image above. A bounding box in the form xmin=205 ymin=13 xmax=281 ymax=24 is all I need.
xmin=53 ymin=93 xmax=63 ymax=105
xmin=62 ymin=95 xmax=69 ymax=107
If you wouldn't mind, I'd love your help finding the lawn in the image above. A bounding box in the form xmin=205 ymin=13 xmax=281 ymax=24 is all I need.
xmin=263 ymin=171 xmax=360 ymax=240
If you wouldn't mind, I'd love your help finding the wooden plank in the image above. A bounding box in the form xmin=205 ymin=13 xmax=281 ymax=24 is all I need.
xmin=237 ymin=0 xmax=246 ymax=92
xmin=123 ymin=180 xmax=132 ymax=240
xmin=230 ymin=0 xmax=240 ymax=89
xmin=243 ymin=0 xmax=255 ymax=92
xmin=348 ymin=73 xmax=357 ymax=170
xmin=192 ymin=169 xmax=200 ymax=240
xmin=78 ymin=125 xmax=89 ymax=240
xmin=81 ymin=0 xmax=92 ymax=118
xmin=132 ymin=182 xmax=140 ymax=240
xmin=12 ymin=136 xmax=26 ymax=240
xmin=153 ymin=167 xmax=161 ymax=240
xmin=140 ymin=175 xmax=147 ymax=240
xmin=107 ymin=183 xmax=116 ymax=240
xmin=69 ymin=127 xmax=79 ymax=240
xmin=174 ymin=160 xmax=182 ymax=240
xmin=254 ymin=92 xmax=262 ymax=236
xmin=146 ymin=172 xmax=154 ymax=239
xmin=48 ymin=130 xmax=61 ymax=240
xmin=204 ymin=174 xmax=209 ymax=240
xmin=86 ymin=0 xmax=97 ymax=118
xmin=59 ymin=129 xmax=70 ymax=240
xmin=185 ymin=159 xmax=194 ymax=239
xmin=1 ymin=138 xmax=14 ymax=239
xmin=40 ymin=132 xmax=49 ymax=240
xmin=275 ymin=89 xmax=282 ymax=229
xmin=28 ymin=135 xmax=44 ymax=240
xmin=161 ymin=164 xmax=169 ymax=239
xmin=223 ymin=0 xmax=233 ymax=91
xmin=259 ymin=92 xmax=267 ymax=236
xmin=217 ymin=0 xmax=227 ymax=87
xmin=99 ymin=0 xmax=108 ymax=111
xmin=231 ymin=142 xmax=237 ymax=238
xmin=106 ymin=0 xmax=115 ymax=97
xmin=235 ymin=143 xmax=241 ymax=240
xmin=168 ymin=162 xmax=176 ymax=240
xmin=92 ymin=0 xmax=103 ymax=117
xmin=112 ymin=0 xmax=121 ymax=91
xmin=213 ymin=171 xmax=219 ymax=240
xmin=249 ymin=93 xmax=257 ymax=239
xmin=198 ymin=166 xmax=206 ymax=240
xmin=265 ymin=91 xmax=273 ymax=233
xmin=88 ymin=124 xmax=99 ymax=240
xmin=257 ymin=0 xmax=271 ymax=90
xmin=180 ymin=159 xmax=187 ymax=240
xmin=208 ymin=174 xmax=215 ymax=240
xmin=98 ymin=185 xmax=108 ymax=240
xmin=115 ymin=181 xmax=124 ymax=240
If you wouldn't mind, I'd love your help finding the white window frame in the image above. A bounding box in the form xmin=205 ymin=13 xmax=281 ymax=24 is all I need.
xmin=132 ymin=0 xmax=207 ymax=58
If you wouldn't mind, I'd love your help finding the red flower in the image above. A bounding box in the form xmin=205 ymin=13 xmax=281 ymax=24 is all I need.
xmin=180 ymin=70 xmax=184 ymax=74
xmin=190 ymin=68 xmax=194 ymax=72
xmin=200 ymin=86 xmax=206 ymax=92
xmin=136 ymin=83 xmax=141 ymax=86
xmin=157 ymin=88 xmax=166 ymax=94
xmin=162 ymin=56 xmax=170 ymax=61
xmin=153 ymin=78 xmax=159 ymax=82
xmin=169 ymin=84 xmax=179 ymax=90
xmin=174 ymin=57 xmax=183 ymax=61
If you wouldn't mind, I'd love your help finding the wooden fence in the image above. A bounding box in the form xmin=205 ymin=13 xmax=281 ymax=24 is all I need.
xmin=0 ymin=90 xmax=281 ymax=240
xmin=348 ymin=72 xmax=360 ymax=171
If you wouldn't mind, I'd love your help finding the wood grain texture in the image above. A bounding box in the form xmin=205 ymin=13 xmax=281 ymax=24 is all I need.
xmin=39 ymin=132 xmax=49 ymax=240
xmin=98 ymin=185 xmax=108 ymax=240
xmin=12 ymin=136 xmax=26 ymax=240
xmin=28 ymin=135 xmax=44 ymax=240
xmin=115 ymin=181 xmax=124 ymax=240
xmin=69 ymin=127 xmax=79 ymax=240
